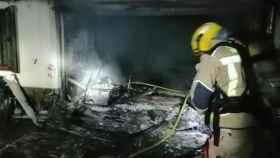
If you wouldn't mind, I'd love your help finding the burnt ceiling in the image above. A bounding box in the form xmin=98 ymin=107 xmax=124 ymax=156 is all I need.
xmin=55 ymin=0 xmax=265 ymax=16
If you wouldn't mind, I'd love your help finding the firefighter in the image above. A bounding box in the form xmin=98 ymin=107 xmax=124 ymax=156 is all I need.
xmin=190 ymin=22 xmax=246 ymax=115
xmin=184 ymin=22 xmax=254 ymax=158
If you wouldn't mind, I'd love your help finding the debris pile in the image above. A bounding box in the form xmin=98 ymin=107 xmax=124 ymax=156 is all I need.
xmin=0 ymin=81 xmax=207 ymax=158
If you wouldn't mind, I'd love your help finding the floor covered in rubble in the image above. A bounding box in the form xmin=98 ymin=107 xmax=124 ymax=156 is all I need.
xmin=0 ymin=119 xmax=279 ymax=158
xmin=0 ymin=87 xmax=280 ymax=158
xmin=0 ymin=119 xmax=117 ymax=158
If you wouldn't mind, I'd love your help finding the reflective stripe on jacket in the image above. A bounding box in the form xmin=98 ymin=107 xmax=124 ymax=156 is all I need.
xmin=190 ymin=46 xmax=246 ymax=112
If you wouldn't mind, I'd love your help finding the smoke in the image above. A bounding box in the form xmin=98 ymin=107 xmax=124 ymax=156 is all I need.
xmin=65 ymin=27 xmax=125 ymax=104
xmin=64 ymin=13 xmax=204 ymax=92
xmin=61 ymin=0 xmax=265 ymax=97
xmin=93 ymin=16 xmax=205 ymax=89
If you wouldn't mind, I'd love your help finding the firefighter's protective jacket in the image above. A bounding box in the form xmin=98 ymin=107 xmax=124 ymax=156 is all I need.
xmin=190 ymin=46 xmax=246 ymax=112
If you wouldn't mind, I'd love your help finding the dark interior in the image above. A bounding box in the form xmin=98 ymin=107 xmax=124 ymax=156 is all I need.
xmin=0 ymin=0 xmax=280 ymax=158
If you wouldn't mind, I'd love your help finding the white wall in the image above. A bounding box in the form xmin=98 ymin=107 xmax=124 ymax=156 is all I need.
xmin=15 ymin=0 xmax=60 ymax=89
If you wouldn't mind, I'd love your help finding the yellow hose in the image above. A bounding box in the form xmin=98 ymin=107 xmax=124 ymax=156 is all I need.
xmin=128 ymin=92 xmax=189 ymax=158
xmin=130 ymin=81 xmax=186 ymax=97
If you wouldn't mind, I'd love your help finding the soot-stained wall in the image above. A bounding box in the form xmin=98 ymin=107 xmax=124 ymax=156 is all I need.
xmin=64 ymin=16 xmax=207 ymax=91
xmin=93 ymin=16 xmax=202 ymax=89
xmin=64 ymin=13 xmax=265 ymax=92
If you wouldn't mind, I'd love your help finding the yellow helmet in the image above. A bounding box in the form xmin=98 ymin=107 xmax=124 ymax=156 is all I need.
xmin=191 ymin=22 xmax=228 ymax=54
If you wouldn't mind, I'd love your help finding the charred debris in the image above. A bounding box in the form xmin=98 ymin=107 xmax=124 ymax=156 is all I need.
xmin=0 ymin=75 xmax=210 ymax=158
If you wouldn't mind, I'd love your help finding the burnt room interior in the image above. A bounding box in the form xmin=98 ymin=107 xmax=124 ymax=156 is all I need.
xmin=0 ymin=0 xmax=280 ymax=158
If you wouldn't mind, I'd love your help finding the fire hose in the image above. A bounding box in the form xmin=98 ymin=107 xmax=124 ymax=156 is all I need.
xmin=128 ymin=81 xmax=189 ymax=158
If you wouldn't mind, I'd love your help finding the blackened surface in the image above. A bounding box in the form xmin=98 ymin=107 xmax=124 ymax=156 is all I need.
xmin=0 ymin=84 xmax=209 ymax=158
xmin=63 ymin=14 xmax=265 ymax=95
xmin=0 ymin=76 xmax=16 ymax=128
xmin=55 ymin=0 xmax=264 ymax=16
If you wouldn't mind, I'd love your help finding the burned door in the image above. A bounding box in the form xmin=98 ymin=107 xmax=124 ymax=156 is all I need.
xmin=0 ymin=6 xmax=18 ymax=72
